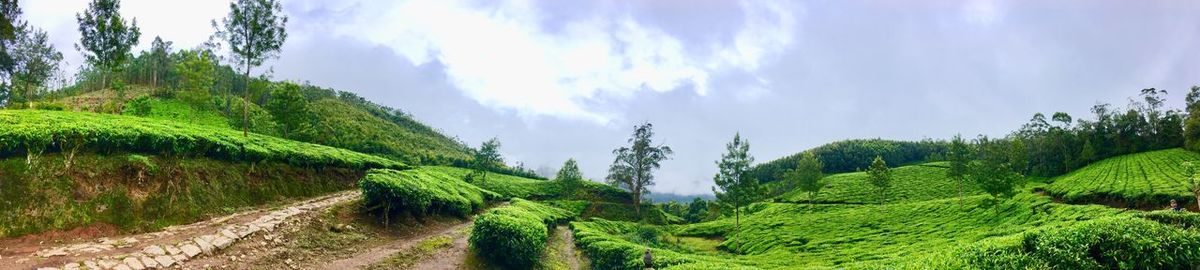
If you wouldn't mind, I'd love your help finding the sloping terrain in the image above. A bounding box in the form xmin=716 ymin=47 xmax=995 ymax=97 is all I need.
xmin=1045 ymin=148 xmax=1200 ymax=207
xmin=779 ymin=162 xmax=983 ymax=204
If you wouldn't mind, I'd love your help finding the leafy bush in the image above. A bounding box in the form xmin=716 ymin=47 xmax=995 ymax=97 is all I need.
xmin=428 ymin=166 xmax=631 ymax=203
xmin=359 ymin=168 xmax=499 ymax=217
xmin=570 ymin=219 xmax=762 ymax=270
xmin=0 ymin=110 xmax=405 ymax=170
xmin=1019 ymin=217 xmax=1200 ymax=269
xmin=469 ymin=199 xmax=574 ymax=269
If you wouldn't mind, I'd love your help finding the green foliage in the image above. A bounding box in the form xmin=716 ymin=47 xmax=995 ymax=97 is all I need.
xmin=571 ymin=219 xmax=764 ymax=270
xmin=947 ymin=134 xmax=971 ymax=203
xmin=866 ymin=155 xmax=892 ymax=204
xmin=121 ymin=96 xmax=232 ymax=130
xmin=470 ymin=137 xmax=503 ymax=184
xmin=668 ymin=194 xmax=1123 ymax=268
xmin=0 ymin=110 xmax=405 ymax=170
xmin=780 ymin=162 xmax=984 ymax=204
xmin=557 ymin=158 xmax=584 ymax=194
xmin=1045 ymin=148 xmax=1200 ymax=206
xmin=783 ymin=152 xmax=824 ymax=202
xmin=75 ymin=0 xmax=140 ymax=88
xmin=942 ymin=216 xmax=1200 ymax=270
xmin=752 ymin=139 xmax=949 ymax=184
xmin=1185 ymin=86 xmax=1200 ymax=151
xmin=469 ymin=199 xmax=574 ymax=269
xmin=9 ymin=23 xmax=63 ymax=108
xmin=607 ymin=122 xmax=673 ymax=215
xmin=970 ymin=137 xmax=1025 ymax=200
xmin=265 ymin=82 xmax=316 ymax=140
xmin=307 ymin=97 xmax=471 ymax=166
xmin=358 ymin=168 xmax=499 ymax=217
xmin=429 ymin=166 xmax=630 ymax=203
xmin=173 ymin=49 xmax=216 ymax=92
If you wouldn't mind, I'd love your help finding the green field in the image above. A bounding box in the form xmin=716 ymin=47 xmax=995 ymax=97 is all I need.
xmin=779 ymin=162 xmax=983 ymax=204
xmin=1045 ymin=148 xmax=1200 ymax=206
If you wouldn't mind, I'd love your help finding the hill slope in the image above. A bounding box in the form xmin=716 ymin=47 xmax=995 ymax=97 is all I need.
xmin=779 ymin=162 xmax=982 ymax=204
xmin=1045 ymin=148 xmax=1200 ymax=207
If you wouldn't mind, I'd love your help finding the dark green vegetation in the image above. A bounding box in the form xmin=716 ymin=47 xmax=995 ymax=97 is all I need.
xmin=469 ymin=199 xmax=576 ymax=269
xmin=0 ymin=152 xmax=360 ymax=237
xmin=360 ymin=168 xmax=500 ymax=218
xmin=751 ymin=139 xmax=949 ymax=184
xmin=0 ymin=110 xmax=406 ymax=170
xmin=1045 ymin=148 xmax=1200 ymax=207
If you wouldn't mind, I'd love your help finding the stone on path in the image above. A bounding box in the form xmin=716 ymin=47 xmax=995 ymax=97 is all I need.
xmin=121 ymin=257 xmax=144 ymax=270
xmin=138 ymin=256 xmax=159 ymax=268
xmin=180 ymin=244 xmax=202 ymax=258
xmin=194 ymin=237 xmax=215 ymax=254
xmin=154 ymin=255 xmax=176 ymax=267
xmin=212 ymin=236 xmax=234 ymax=249
xmin=142 ymin=245 xmax=167 ymax=256
xmin=164 ymin=245 xmax=182 ymax=255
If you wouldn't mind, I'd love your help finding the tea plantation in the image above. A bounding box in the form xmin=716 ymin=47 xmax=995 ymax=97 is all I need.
xmin=1045 ymin=148 xmax=1200 ymax=207
xmin=779 ymin=162 xmax=984 ymax=204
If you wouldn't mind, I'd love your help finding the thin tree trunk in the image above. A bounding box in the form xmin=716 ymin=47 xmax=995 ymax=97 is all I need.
xmin=734 ymin=202 xmax=740 ymax=252
xmin=243 ymin=63 xmax=250 ymax=137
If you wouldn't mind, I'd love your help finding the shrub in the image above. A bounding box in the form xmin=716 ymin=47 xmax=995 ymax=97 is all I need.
xmin=468 ymin=199 xmax=573 ymax=269
xmin=1019 ymin=217 xmax=1200 ymax=269
xmin=359 ymin=168 xmax=499 ymax=218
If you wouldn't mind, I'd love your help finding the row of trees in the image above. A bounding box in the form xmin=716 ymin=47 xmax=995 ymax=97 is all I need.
xmin=0 ymin=0 xmax=289 ymax=138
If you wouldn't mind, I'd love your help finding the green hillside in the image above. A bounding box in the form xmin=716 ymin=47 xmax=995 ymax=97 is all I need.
xmin=1045 ymin=148 xmax=1200 ymax=207
xmin=751 ymin=139 xmax=948 ymax=184
xmin=779 ymin=162 xmax=983 ymax=204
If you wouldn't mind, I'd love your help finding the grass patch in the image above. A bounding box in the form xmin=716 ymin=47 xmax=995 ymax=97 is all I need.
xmin=360 ymin=168 xmax=500 ymax=219
xmin=469 ymin=199 xmax=575 ymax=269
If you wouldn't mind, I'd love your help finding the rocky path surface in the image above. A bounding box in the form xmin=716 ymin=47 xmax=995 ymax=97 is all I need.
xmin=0 ymin=191 xmax=359 ymax=270
xmin=555 ymin=226 xmax=583 ymax=270
xmin=403 ymin=225 xmax=473 ymax=270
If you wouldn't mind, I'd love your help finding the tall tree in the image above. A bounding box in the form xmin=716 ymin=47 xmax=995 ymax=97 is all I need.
xmin=970 ymin=136 xmax=1024 ymax=200
xmin=9 ymin=24 xmax=60 ymax=108
xmin=148 ymin=36 xmax=172 ymax=90
xmin=1185 ymin=86 xmax=1200 ymax=151
xmin=471 ymin=138 xmax=503 ymax=184
xmin=264 ymin=82 xmax=314 ymax=140
xmin=556 ymin=158 xmax=583 ymax=181
xmin=174 ymin=49 xmax=216 ymax=93
xmin=217 ymin=0 xmax=288 ymax=137
xmin=866 ymin=155 xmax=892 ymax=205
xmin=946 ymin=134 xmax=971 ymax=208
xmin=1181 ymin=161 xmax=1200 ymax=210
xmin=556 ymin=158 xmax=583 ymax=194
xmin=712 ymin=133 xmax=757 ymax=252
xmin=76 ymin=0 xmax=139 ymax=89
xmin=684 ymin=197 xmax=708 ymax=223
xmin=0 ymin=0 xmax=20 ymax=106
xmin=606 ymin=122 xmax=673 ymax=216
xmin=785 ymin=152 xmax=824 ymax=203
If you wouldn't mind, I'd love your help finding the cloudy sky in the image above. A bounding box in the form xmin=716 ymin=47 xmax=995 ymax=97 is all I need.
xmin=24 ymin=0 xmax=1200 ymax=195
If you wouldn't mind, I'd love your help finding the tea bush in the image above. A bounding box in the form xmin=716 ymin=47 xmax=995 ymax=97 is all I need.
xmin=359 ymin=168 xmax=499 ymax=217
xmin=469 ymin=199 xmax=574 ymax=269
xmin=0 ymin=110 xmax=405 ymax=170
xmin=1045 ymin=148 xmax=1200 ymax=206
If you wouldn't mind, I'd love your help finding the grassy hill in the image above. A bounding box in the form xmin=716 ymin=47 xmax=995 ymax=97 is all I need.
xmin=779 ymin=162 xmax=983 ymax=204
xmin=751 ymin=139 xmax=948 ymax=184
xmin=1044 ymin=148 xmax=1200 ymax=207
xmin=49 ymin=83 xmax=473 ymax=167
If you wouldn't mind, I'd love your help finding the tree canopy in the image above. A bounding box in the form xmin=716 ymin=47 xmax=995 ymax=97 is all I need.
xmin=606 ymin=122 xmax=672 ymax=216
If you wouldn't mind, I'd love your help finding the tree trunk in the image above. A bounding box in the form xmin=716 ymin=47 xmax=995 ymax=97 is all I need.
xmin=734 ymin=202 xmax=740 ymax=252
xmin=243 ymin=64 xmax=250 ymax=137
xmin=1194 ymin=191 xmax=1199 ymax=210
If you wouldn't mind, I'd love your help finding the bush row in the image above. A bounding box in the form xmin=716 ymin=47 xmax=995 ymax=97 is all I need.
xmin=0 ymin=110 xmax=406 ymax=170
xmin=943 ymin=216 xmax=1200 ymax=270
xmin=359 ymin=168 xmax=499 ymax=217
xmin=426 ymin=166 xmax=631 ymax=203
xmin=570 ymin=219 xmax=761 ymax=270
xmin=469 ymin=199 xmax=574 ymax=269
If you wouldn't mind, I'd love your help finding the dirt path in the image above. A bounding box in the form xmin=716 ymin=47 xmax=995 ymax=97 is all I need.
xmin=555 ymin=226 xmax=582 ymax=270
xmin=402 ymin=225 xmax=473 ymax=270
xmin=0 ymin=190 xmax=359 ymax=270
xmin=322 ymin=221 xmax=472 ymax=269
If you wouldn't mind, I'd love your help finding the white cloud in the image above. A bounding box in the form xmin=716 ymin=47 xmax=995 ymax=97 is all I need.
xmin=308 ymin=0 xmax=796 ymax=124
xmin=963 ymin=0 xmax=1002 ymax=25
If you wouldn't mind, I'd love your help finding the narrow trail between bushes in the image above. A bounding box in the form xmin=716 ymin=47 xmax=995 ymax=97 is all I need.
xmin=321 ymin=221 xmax=473 ymax=269
xmin=0 ymin=190 xmax=359 ymax=270
xmin=403 ymin=225 xmax=474 ymax=270
xmin=554 ymin=225 xmax=584 ymax=270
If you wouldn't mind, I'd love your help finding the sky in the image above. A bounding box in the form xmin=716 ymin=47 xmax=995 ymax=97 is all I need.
xmin=23 ymin=0 xmax=1200 ymax=195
